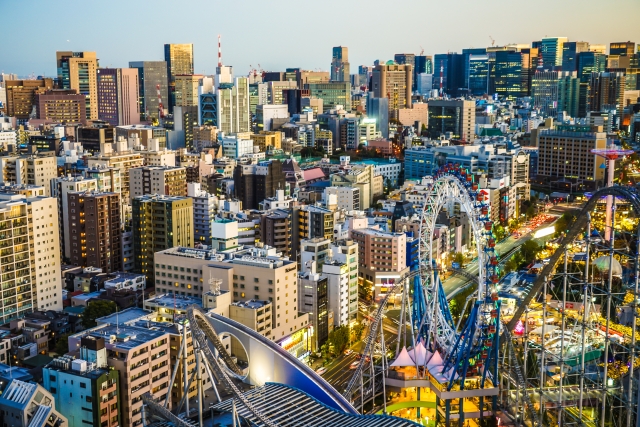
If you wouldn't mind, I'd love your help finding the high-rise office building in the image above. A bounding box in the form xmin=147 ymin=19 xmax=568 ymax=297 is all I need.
xmin=212 ymin=77 xmax=251 ymax=134
xmin=174 ymin=74 xmax=201 ymax=107
xmin=540 ymin=37 xmax=568 ymax=69
xmin=562 ymin=41 xmax=589 ymax=72
xmin=128 ymin=61 xmax=169 ymax=120
xmin=577 ymin=52 xmax=606 ymax=117
xmin=4 ymin=78 xmax=54 ymax=120
xmin=394 ymin=53 xmax=416 ymax=69
xmin=66 ymin=191 xmax=122 ymax=273
xmin=56 ymin=51 xmax=99 ymax=120
xmin=433 ymin=53 xmax=466 ymax=96
xmin=96 ymin=68 xmax=140 ymax=126
xmin=427 ymin=99 xmax=475 ymax=141
xmin=306 ymin=81 xmax=351 ymax=112
xmin=164 ymin=43 xmax=194 ymax=112
xmin=467 ymin=55 xmax=489 ymax=96
xmin=537 ymin=125 xmax=606 ymax=187
xmin=371 ymin=63 xmax=412 ymax=118
xmin=132 ymin=195 xmax=193 ymax=280
xmin=532 ymin=71 xmax=580 ymax=118
xmin=494 ymin=48 xmax=538 ymax=100
xmin=331 ymin=46 xmax=350 ymax=82
xmin=610 ymin=41 xmax=635 ymax=56
xmin=35 ymin=89 xmax=86 ymax=124
xmin=365 ymin=96 xmax=389 ymax=139
xmin=414 ymin=55 xmax=432 ymax=90
xmin=0 ymin=192 xmax=63 ymax=316
xmin=589 ymin=71 xmax=626 ymax=119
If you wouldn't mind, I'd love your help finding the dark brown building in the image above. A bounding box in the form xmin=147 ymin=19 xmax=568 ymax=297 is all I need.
xmin=259 ymin=209 xmax=292 ymax=257
xmin=35 ymin=89 xmax=87 ymax=124
xmin=233 ymin=160 xmax=286 ymax=210
xmin=67 ymin=191 xmax=122 ymax=272
xmin=5 ymin=78 xmax=54 ymax=119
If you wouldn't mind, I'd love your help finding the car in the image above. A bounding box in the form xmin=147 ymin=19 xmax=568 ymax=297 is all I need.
xmin=344 ymin=349 xmax=354 ymax=356
xmin=315 ymin=367 xmax=327 ymax=375
xmin=350 ymin=361 xmax=359 ymax=369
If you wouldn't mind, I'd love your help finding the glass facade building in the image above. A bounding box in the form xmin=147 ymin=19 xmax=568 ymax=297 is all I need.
xmin=468 ymin=55 xmax=489 ymax=96
xmin=576 ymin=52 xmax=606 ymax=117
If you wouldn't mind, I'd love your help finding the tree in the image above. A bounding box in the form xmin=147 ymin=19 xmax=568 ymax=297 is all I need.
xmin=82 ymin=300 xmax=117 ymax=328
xmin=327 ymin=326 xmax=350 ymax=355
xmin=520 ymin=240 xmax=541 ymax=262
xmin=493 ymin=224 xmax=506 ymax=241
xmin=554 ymin=213 xmax=576 ymax=237
xmin=55 ymin=334 xmax=70 ymax=355
xmin=351 ymin=322 xmax=366 ymax=342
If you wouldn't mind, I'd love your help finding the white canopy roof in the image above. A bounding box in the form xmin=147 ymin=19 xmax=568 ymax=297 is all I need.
xmin=427 ymin=350 xmax=443 ymax=369
xmin=390 ymin=347 xmax=415 ymax=367
xmin=408 ymin=342 xmax=429 ymax=366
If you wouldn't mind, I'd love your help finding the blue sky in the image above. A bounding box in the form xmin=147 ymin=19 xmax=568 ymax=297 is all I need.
xmin=1 ymin=0 xmax=639 ymax=77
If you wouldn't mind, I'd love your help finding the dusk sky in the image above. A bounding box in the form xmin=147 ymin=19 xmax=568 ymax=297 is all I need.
xmin=2 ymin=0 xmax=639 ymax=77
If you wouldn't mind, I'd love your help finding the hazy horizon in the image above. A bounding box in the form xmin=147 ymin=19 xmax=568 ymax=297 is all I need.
xmin=2 ymin=0 xmax=639 ymax=78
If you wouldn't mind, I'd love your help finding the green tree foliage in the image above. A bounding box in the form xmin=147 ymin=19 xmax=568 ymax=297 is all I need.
xmin=82 ymin=300 xmax=117 ymax=328
xmin=519 ymin=240 xmax=541 ymax=263
xmin=55 ymin=334 xmax=70 ymax=355
xmin=327 ymin=325 xmax=350 ymax=355
xmin=351 ymin=322 xmax=366 ymax=342
xmin=554 ymin=213 xmax=576 ymax=237
xmin=493 ymin=224 xmax=506 ymax=241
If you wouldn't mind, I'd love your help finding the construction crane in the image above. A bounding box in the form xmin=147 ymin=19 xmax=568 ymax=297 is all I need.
xmin=489 ymin=35 xmax=495 ymax=47
xmin=419 ymin=46 xmax=424 ymax=56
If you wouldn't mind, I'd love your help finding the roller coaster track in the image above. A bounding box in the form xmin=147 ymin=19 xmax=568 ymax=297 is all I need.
xmin=142 ymin=393 xmax=198 ymax=427
xmin=506 ymin=185 xmax=640 ymax=332
xmin=186 ymin=305 xmax=278 ymax=427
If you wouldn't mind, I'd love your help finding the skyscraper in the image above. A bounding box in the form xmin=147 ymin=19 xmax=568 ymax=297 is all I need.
xmin=331 ymin=46 xmax=350 ymax=82
xmin=371 ymin=63 xmax=412 ymax=118
xmin=427 ymin=99 xmax=475 ymax=141
xmin=494 ymin=48 xmax=538 ymax=100
xmin=129 ymin=61 xmax=169 ymax=120
xmin=96 ymin=68 xmax=140 ymax=126
xmin=414 ymin=55 xmax=432 ymax=90
xmin=394 ymin=53 xmax=416 ymax=69
xmin=589 ymin=72 xmax=626 ymax=119
xmin=467 ymin=55 xmax=489 ymax=96
xmin=366 ymin=96 xmax=389 ymax=139
xmin=610 ymin=41 xmax=635 ymax=56
xmin=306 ymin=81 xmax=351 ymax=112
xmin=577 ymin=51 xmax=606 ymax=117
xmin=205 ymin=77 xmax=250 ymax=134
xmin=562 ymin=41 xmax=589 ymax=72
xmin=174 ymin=74 xmax=202 ymax=107
xmin=532 ymin=71 xmax=579 ymax=118
xmin=56 ymin=51 xmax=99 ymax=120
xmin=433 ymin=53 xmax=466 ymax=97
xmin=164 ymin=44 xmax=194 ymax=112
xmin=540 ymin=37 xmax=568 ymax=69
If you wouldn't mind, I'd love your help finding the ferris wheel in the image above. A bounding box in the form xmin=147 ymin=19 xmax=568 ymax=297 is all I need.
xmin=415 ymin=164 xmax=502 ymax=389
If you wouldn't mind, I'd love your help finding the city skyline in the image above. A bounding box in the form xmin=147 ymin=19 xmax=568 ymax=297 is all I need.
xmin=2 ymin=0 xmax=639 ymax=77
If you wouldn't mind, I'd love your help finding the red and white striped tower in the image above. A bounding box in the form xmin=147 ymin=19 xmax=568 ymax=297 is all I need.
xmin=218 ymin=34 xmax=222 ymax=68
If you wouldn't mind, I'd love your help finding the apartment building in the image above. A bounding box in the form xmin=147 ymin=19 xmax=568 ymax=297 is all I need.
xmin=129 ymin=166 xmax=187 ymax=202
xmin=68 ymin=325 xmax=171 ymax=427
xmin=0 ymin=380 xmax=68 ymax=427
xmin=352 ymin=228 xmax=408 ymax=300
xmin=297 ymin=271 xmax=328 ymax=351
xmin=0 ymin=155 xmax=57 ymax=196
xmin=66 ymin=192 xmax=122 ymax=273
xmin=259 ymin=209 xmax=292 ymax=258
xmin=230 ymin=300 xmax=273 ymax=339
xmin=87 ymin=147 xmax=144 ymax=203
xmin=0 ymin=193 xmax=63 ymax=315
xmin=44 ymin=336 xmax=120 ymax=427
xmin=153 ymin=245 xmax=310 ymax=345
xmin=132 ymin=195 xmax=193 ymax=281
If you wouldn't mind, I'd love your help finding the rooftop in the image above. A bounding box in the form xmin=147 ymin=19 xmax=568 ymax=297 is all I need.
xmin=145 ymin=293 xmax=202 ymax=311
xmin=231 ymin=299 xmax=270 ymax=310
xmin=81 ymin=324 xmax=168 ymax=350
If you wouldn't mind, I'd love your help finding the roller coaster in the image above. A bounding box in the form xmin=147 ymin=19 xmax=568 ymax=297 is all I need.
xmin=141 ymin=165 xmax=640 ymax=427
xmin=344 ymin=169 xmax=640 ymax=427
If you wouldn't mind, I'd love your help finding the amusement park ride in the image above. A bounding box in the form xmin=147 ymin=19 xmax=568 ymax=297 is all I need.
xmin=141 ymin=161 xmax=640 ymax=427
